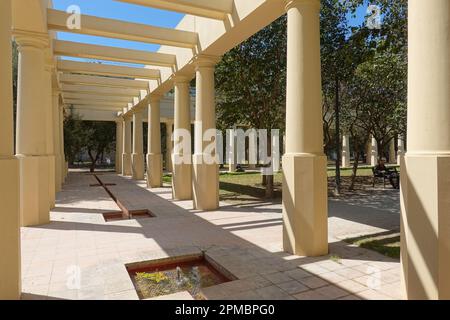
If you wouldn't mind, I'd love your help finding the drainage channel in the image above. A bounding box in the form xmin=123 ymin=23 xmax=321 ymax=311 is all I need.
xmin=92 ymin=174 xmax=155 ymax=222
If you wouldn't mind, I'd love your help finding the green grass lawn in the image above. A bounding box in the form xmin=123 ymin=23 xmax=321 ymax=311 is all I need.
xmin=345 ymin=232 xmax=401 ymax=259
xmin=161 ymin=166 xmax=395 ymax=204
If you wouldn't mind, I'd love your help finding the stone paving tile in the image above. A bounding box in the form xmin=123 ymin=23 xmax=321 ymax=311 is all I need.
xmin=338 ymin=295 xmax=362 ymax=300
xmin=283 ymin=268 xmax=312 ymax=280
xmin=334 ymin=267 xmax=367 ymax=280
xmin=294 ymin=290 xmax=328 ymax=300
xmin=20 ymin=171 xmax=402 ymax=300
xmin=262 ymin=272 xmax=294 ymax=284
xmin=318 ymin=272 xmax=347 ymax=284
xmin=356 ymin=289 xmax=393 ymax=300
xmin=231 ymin=290 xmax=263 ymax=300
xmin=149 ymin=291 xmax=193 ymax=300
xmin=335 ymin=280 xmax=368 ymax=293
xmin=255 ymin=285 xmax=295 ymax=300
xmin=276 ymin=280 xmax=309 ymax=295
xmin=314 ymin=285 xmax=350 ymax=299
xmin=298 ymin=276 xmax=330 ymax=289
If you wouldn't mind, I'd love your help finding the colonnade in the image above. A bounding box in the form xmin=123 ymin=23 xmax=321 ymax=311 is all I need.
xmin=340 ymin=135 xmax=405 ymax=168
xmin=1 ymin=0 xmax=449 ymax=301
xmin=1 ymin=0 xmax=68 ymax=299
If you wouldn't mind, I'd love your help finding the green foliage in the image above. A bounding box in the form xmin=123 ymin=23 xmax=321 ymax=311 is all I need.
xmin=64 ymin=109 xmax=88 ymax=165
xmin=63 ymin=108 xmax=116 ymax=171
xmin=136 ymin=272 xmax=169 ymax=283
xmin=215 ymin=15 xmax=287 ymax=131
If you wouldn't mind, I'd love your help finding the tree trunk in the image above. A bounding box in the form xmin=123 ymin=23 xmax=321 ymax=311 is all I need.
xmin=349 ymin=151 xmax=360 ymax=191
xmin=265 ymin=175 xmax=274 ymax=199
xmin=88 ymin=149 xmax=98 ymax=173
xmin=334 ymin=77 xmax=341 ymax=195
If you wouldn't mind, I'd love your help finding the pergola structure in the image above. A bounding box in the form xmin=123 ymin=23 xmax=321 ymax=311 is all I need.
xmin=0 ymin=0 xmax=449 ymax=300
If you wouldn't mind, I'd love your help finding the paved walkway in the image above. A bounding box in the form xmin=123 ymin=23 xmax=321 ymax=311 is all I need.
xmin=21 ymin=171 xmax=402 ymax=300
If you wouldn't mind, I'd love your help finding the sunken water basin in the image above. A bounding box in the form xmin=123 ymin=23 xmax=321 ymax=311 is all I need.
xmin=126 ymin=253 xmax=236 ymax=300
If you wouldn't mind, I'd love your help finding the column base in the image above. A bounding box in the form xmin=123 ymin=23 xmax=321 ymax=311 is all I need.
xmin=48 ymin=155 xmax=56 ymax=209
xmin=172 ymin=160 xmax=192 ymax=201
xmin=282 ymin=153 xmax=328 ymax=256
xmin=401 ymin=155 xmax=450 ymax=300
xmin=192 ymin=154 xmax=219 ymax=211
xmin=0 ymin=157 xmax=21 ymax=299
xmin=18 ymin=155 xmax=51 ymax=227
xmin=122 ymin=153 xmax=132 ymax=176
xmin=132 ymin=153 xmax=145 ymax=180
xmin=147 ymin=153 xmax=163 ymax=188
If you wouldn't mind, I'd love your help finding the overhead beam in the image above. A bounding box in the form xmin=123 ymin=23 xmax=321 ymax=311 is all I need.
xmin=53 ymin=40 xmax=176 ymax=67
xmin=61 ymin=84 xmax=143 ymax=97
xmin=64 ymin=99 xmax=126 ymax=108
xmin=70 ymin=105 xmax=124 ymax=112
xmin=116 ymin=0 xmax=233 ymax=20
xmin=59 ymin=74 xmax=150 ymax=89
xmin=57 ymin=60 xmax=160 ymax=80
xmin=48 ymin=9 xmax=198 ymax=48
xmin=62 ymin=92 xmax=134 ymax=103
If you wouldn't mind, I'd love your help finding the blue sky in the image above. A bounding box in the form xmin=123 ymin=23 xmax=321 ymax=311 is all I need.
xmin=53 ymin=0 xmax=368 ymax=63
xmin=53 ymin=0 xmax=184 ymax=53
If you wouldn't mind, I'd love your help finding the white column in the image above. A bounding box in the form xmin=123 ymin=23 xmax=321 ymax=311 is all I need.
xmin=248 ymin=130 xmax=257 ymax=170
xmin=228 ymin=129 xmax=236 ymax=172
xmin=14 ymin=30 xmax=51 ymax=227
xmin=59 ymin=105 xmax=67 ymax=181
xmin=165 ymin=121 xmax=173 ymax=172
xmin=192 ymin=56 xmax=220 ymax=211
xmin=53 ymin=90 xmax=62 ymax=192
xmin=172 ymin=77 xmax=192 ymax=200
xmin=401 ymin=0 xmax=450 ymax=300
xmin=369 ymin=136 xmax=378 ymax=166
xmin=0 ymin=0 xmax=20 ymax=299
xmin=147 ymin=96 xmax=163 ymax=188
xmin=283 ymin=0 xmax=328 ymax=256
xmin=397 ymin=136 xmax=405 ymax=164
xmin=122 ymin=117 xmax=132 ymax=176
xmin=44 ymin=60 xmax=56 ymax=209
xmin=272 ymin=130 xmax=281 ymax=173
xmin=342 ymin=135 xmax=351 ymax=168
xmin=132 ymin=111 xmax=145 ymax=180
xmin=115 ymin=120 xmax=123 ymax=173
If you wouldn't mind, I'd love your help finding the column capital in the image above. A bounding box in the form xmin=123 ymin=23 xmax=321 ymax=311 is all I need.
xmin=172 ymin=74 xmax=192 ymax=84
xmin=149 ymin=94 xmax=163 ymax=103
xmin=193 ymin=54 xmax=221 ymax=69
xmin=13 ymin=29 xmax=49 ymax=50
xmin=285 ymin=0 xmax=320 ymax=11
xmin=115 ymin=116 xmax=124 ymax=124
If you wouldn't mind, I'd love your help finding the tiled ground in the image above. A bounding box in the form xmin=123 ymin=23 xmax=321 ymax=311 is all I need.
xmin=21 ymin=171 xmax=402 ymax=300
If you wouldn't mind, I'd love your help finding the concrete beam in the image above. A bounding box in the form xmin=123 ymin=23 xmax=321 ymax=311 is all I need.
xmin=48 ymin=9 xmax=198 ymax=48
xmin=59 ymin=74 xmax=150 ymax=89
xmin=61 ymin=84 xmax=143 ymax=97
xmin=53 ymin=40 xmax=176 ymax=67
xmin=57 ymin=60 xmax=160 ymax=80
xmin=117 ymin=0 xmax=233 ymax=20
xmin=65 ymin=99 xmax=125 ymax=108
xmin=62 ymin=92 xmax=134 ymax=103
xmin=70 ymin=105 xmax=123 ymax=112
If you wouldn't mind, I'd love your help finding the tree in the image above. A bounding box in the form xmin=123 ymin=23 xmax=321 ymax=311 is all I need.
xmin=341 ymin=0 xmax=407 ymax=189
xmin=64 ymin=108 xmax=88 ymax=165
xmin=320 ymin=0 xmax=353 ymax=194
xmin=81 ymin=121 xmax=116 ymax=172
xmin=216 ymin=15 xmax=287 ymax=198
